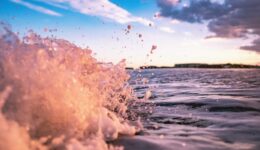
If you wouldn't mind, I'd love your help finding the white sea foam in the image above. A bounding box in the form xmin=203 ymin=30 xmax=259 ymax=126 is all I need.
xmin=0 ymin=23 xmax=140 ymax=150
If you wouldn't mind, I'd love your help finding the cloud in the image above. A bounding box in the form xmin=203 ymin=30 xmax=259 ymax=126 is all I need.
xmin=156 ymin=0 xmax=260 ymax=53
xmin=57 ymin=0 xmax=153 ymax=25
xmin=35 ymin=0 xmax=69 ymax=10
xmin=11 ymin=0 xmax=62 ymax=16
xmin=170 ymin=19 xmax=180 ymax=24
xmin=159 ymin=26 xmax=175 ymax=33
xmin=157 ymin=0 xmax=229 ymax=23
xmin=240 ymin=39 xmax=260 ymax=52
xmin=13 ymin=0 xmax=153 ymax=26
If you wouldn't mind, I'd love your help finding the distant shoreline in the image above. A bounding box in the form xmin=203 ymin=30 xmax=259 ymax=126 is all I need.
xmin=126 ymin=63 xmax=260 ymax=70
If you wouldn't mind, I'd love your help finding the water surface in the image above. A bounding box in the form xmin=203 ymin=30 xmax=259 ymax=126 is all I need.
xmin=120 ymin=69 xmax=260 ymax=150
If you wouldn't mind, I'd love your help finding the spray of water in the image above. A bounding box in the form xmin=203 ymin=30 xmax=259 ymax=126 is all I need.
xmin=0 ymin=23 xmax=140 ymax=150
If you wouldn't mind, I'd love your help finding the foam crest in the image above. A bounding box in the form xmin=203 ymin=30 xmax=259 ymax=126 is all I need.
xmin=0 ymin=24 xmax=139 ymax=150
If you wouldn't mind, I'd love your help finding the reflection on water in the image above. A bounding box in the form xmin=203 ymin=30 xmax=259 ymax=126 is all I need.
xmin=126 ymin=69 xmax=260 ymax=150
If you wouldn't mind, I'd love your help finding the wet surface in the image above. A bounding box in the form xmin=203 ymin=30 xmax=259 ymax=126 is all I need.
xmin=128 ymin=69 xmax=260 ymax=150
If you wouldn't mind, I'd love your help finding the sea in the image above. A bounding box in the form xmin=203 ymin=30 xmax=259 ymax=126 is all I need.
xmin=114 ymin=69 xmax=260 ymax=150
xmin=1 ymin=23 xmax=260 ymax=150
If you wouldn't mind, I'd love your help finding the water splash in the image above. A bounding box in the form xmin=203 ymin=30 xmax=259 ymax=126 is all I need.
xmin=0 ymin=23 xmax=140 ymax=150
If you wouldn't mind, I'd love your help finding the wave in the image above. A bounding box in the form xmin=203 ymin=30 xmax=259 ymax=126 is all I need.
xmin=0 ymin=22 xmax=140 ymax=150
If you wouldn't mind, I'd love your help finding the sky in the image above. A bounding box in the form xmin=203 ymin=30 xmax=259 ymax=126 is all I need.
xmin=0 ymin=0 xmax=260 ymax=67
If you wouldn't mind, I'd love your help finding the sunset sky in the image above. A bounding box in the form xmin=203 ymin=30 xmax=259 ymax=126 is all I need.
xmin=1 ymin=0 xmax=260 ymax=67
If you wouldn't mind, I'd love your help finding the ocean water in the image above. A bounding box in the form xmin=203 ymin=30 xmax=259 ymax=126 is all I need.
xmin=1 ymin=23 xmax=260 ymax=150
xmin=0 ymin=24 xmax=139 ymax=150
xmin=115 ymin=69 xmax=260 ymax=150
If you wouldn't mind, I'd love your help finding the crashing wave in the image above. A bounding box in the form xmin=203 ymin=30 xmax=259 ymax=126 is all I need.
xmin=0 ymin=22 xmax=140 ymax=150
